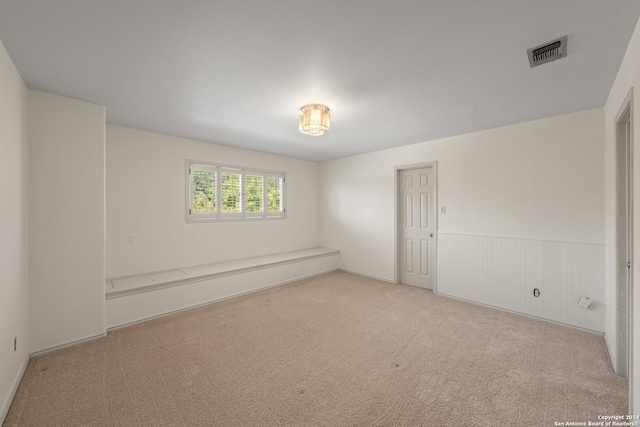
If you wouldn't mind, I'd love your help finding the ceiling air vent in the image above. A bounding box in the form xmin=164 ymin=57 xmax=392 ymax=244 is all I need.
xmin=527 ymin=35 xmax=567 ymax=68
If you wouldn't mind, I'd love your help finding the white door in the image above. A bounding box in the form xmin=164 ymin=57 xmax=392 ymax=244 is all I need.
xmin=399 ymin=168 xmax=435 ymax=289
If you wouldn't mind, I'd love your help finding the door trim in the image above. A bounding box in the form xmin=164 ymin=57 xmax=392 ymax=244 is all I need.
xmin=394 ymin=161 xmax=438 ymax=291
xmin=614 ymin=88 xmax=634 ymax=409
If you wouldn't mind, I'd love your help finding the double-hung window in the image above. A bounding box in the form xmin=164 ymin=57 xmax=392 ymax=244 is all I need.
xmin=187 ymin=161 xmax=285 ymax=222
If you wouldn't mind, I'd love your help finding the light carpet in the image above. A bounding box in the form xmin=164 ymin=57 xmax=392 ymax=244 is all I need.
xmin=4 ymin=271 xmax=628 ymax=426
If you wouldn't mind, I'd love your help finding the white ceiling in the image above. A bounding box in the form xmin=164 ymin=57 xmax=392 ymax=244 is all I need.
xmin=1 ymin=1 xmax=639 ymax=162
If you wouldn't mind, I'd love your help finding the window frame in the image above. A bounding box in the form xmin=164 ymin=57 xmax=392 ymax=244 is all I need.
xmin=265 ymin=173 xmax=285 ymax=218
xmin=186 ymin=160 xmax=286 ymax=223
xmin=189 ymin=163 xmax=218 ymax=220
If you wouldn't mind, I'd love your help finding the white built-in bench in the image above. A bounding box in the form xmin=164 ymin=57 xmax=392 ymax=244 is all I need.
xmin=105 ymin=247 xmax=340 ymax=329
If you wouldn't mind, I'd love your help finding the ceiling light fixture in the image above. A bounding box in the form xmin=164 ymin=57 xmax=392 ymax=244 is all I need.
xmin=299 ymin=104 xmax=330 ymax=136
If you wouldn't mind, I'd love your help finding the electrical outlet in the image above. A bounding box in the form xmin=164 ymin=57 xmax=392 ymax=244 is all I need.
xmin=578 ymin=297 xmax=592 ymax=309
xmin=127 ymin=235 xmax=136 ymax=244
xmin=14 ymin=337 xmax=17 ymax=351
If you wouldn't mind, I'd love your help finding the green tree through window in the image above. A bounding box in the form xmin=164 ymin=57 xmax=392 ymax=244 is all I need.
xmin=188 ymin=162 xmax=285 ymax=221
xmin=193 ymin=169 xmax=215 ymax=212
xmin=267 ymin=176 xmax=283 ymax=212
xmin=246 ymin=174 xmax=263 ymax=212
xmin=221 ymin=171 xmax=241 ymax=212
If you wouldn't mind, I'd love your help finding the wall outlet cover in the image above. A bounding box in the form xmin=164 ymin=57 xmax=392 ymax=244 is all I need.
xmin=578 ymin=297 xmax=591 ymax=309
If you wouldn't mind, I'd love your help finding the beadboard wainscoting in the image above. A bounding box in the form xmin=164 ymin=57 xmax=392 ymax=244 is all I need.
xmin=437 ymin=233 xmax=605 ymax=332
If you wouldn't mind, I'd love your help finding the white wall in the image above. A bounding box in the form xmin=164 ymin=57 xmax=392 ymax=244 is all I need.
xmin=604 ymin=16 xmax=640 ymax=414
xmin=28 ymin=91 xmax=106 ymax=354
xmin=0 ymin=40 xmax=29 ymax=423
xmin=320 ymin=109 xmax=605 ymax=329
xmin=106 ymin=125 xmax=320 ymax=278
xmin=321 ymin=108 xmax=604 ymax=276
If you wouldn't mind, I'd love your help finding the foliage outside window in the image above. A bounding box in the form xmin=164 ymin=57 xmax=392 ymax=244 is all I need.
xmin=188 ymin=161 xmax=285 ymax=222
xmin=221 ymin=169 xmax=242 ymax=214
xmin=246 ymin=174 xmax=264 ymax=213
xmin=267 ymin=176 xmax=284 ymax=213
xmin=193 ymin=167 xmax=216 ymax=213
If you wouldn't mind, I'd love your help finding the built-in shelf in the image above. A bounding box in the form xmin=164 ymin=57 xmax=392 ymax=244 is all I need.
xmin=105 ymin=247 xmax=339 ymax=299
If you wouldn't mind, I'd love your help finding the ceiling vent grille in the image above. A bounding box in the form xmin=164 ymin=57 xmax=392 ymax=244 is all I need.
xmin=527 ymin=35 xmax=567 ymax=68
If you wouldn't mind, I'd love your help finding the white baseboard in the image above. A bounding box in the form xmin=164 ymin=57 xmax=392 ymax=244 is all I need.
xmin=1 ymin=355 xmax=29 ymax=425
xmin=337 ymin=268 xmax=395 ymax=284
xmin=604 ymin=332 xmax=617 ymax=373
xmin=439 ymin=291 xmax=604 ymax=335
xmin=29 ymin=332 xmax=107 ymax=359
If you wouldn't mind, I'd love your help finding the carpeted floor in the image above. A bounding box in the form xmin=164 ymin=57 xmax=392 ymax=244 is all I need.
xmin=4 ymin=271 xmax=628 ymax=426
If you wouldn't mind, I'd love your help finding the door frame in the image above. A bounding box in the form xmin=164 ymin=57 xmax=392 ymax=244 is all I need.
xmin=614 ymin=88 xmax=634 ymax=408
xmin=394 ymin=161 xmax=438 ymax=291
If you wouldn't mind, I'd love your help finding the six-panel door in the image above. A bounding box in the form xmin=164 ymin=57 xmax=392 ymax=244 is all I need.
xmin=399 ymin=168 xmax=434 ymax=289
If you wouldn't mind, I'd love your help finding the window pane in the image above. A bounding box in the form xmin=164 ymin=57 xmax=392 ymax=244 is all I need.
xmin=245 ymin=174 xmax=264 ymax=212
xmin=267 ymin=176 xmax=283 ymax=212
xmin=222 ymin=171 xmax=242 ymax=212
xmin=193 ymin=169 xmax=216 ymax=212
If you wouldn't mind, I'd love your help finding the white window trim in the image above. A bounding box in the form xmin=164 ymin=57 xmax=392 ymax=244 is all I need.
xmin=186 ymin=160 xmax=286 ymax=223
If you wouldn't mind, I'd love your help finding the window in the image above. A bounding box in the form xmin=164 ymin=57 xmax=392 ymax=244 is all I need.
xmin=245 ymin=173 xmax=264 ymax=218
xmin=190 ymin=165 xmax=216 ymax=219
xmin=221 ymin=168 xmax=242 ymax=217
xmin=267 ymin=175 xmax=284 ymax=216
xmin=187 ymin=161 xmax=285 ymax=222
